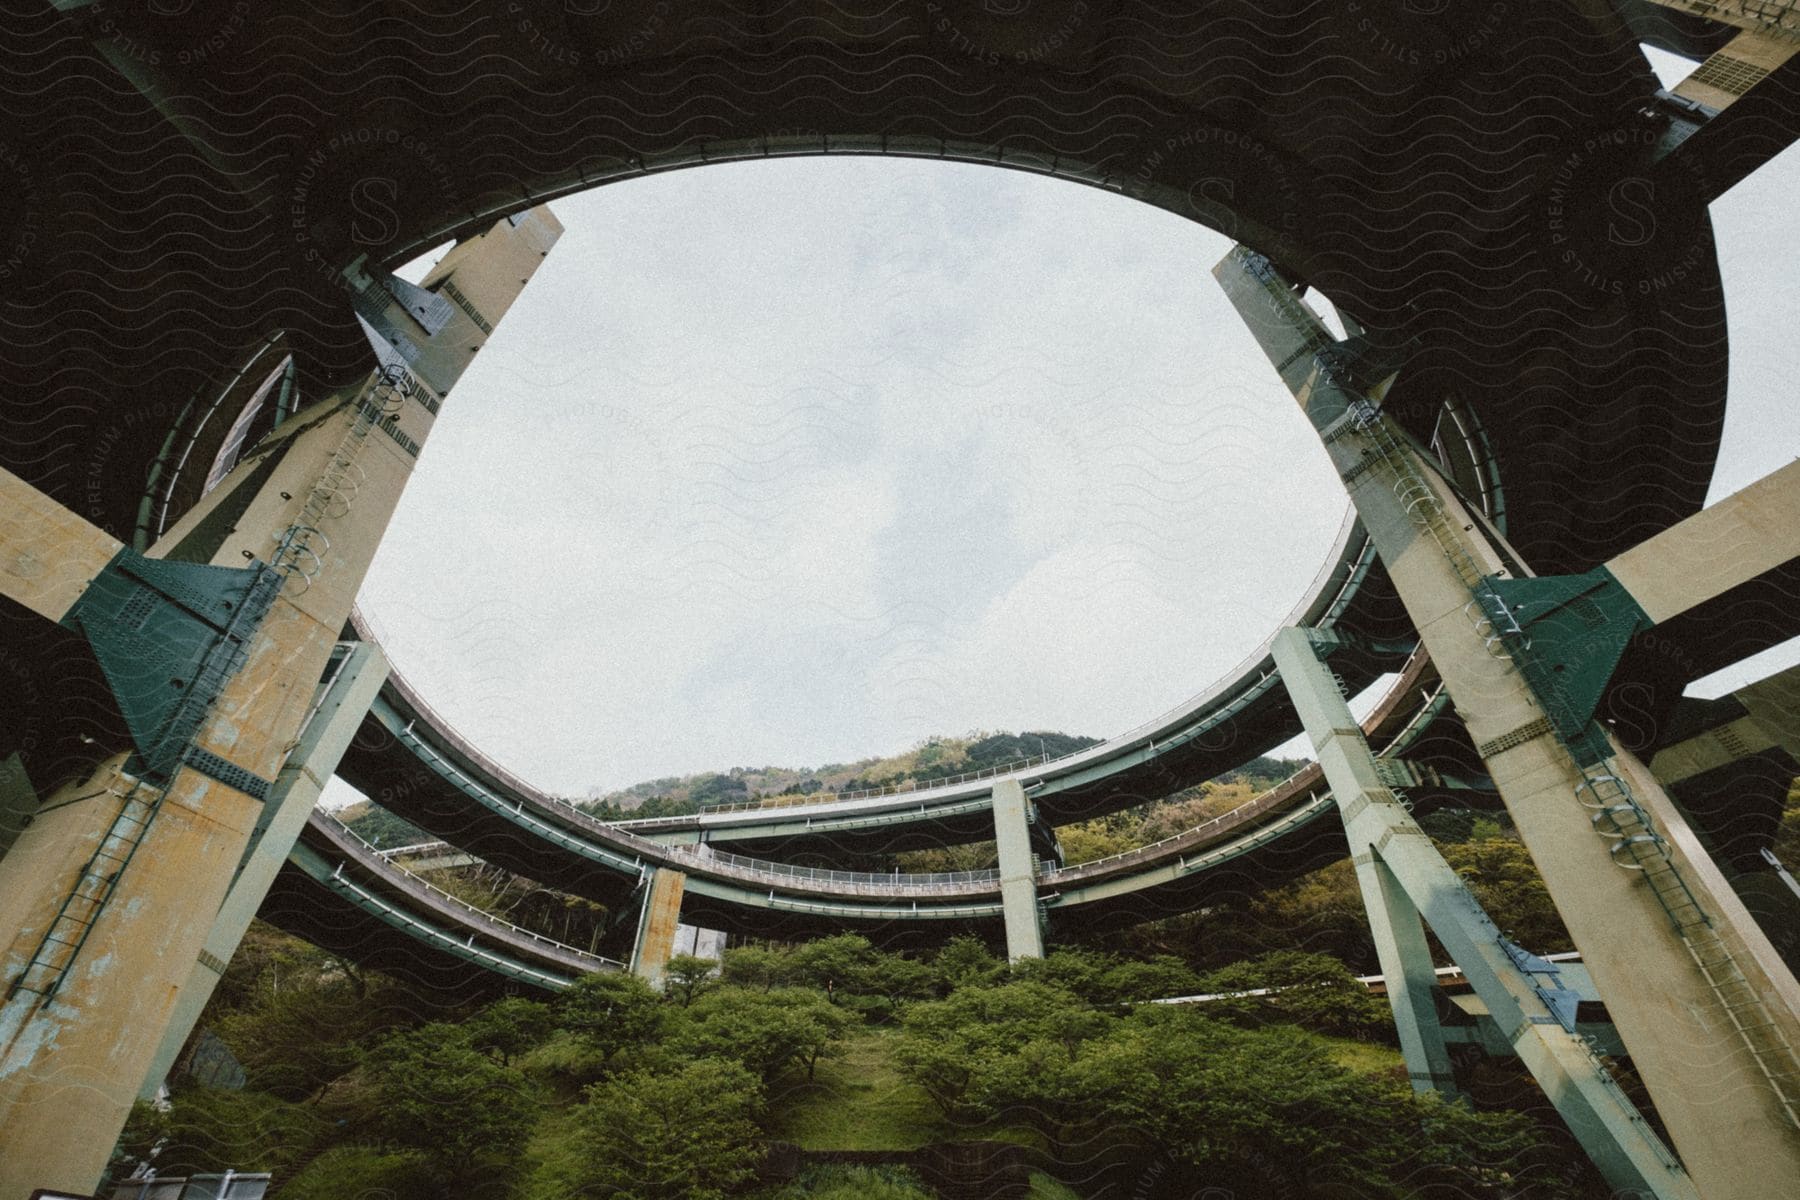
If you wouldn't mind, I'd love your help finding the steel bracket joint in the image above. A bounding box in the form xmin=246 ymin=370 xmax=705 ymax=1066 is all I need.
xmin=59 ymin=547 xmax=283 ymax=785
xmin=1474 ymin=567 xmax=1653 ymax=765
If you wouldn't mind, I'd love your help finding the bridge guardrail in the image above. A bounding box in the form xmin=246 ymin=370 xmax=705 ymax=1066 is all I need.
xmin=320 ymin=812 xmax=624 ymax=969
xmin=677 ymin=847 xmax=1059 ymax=893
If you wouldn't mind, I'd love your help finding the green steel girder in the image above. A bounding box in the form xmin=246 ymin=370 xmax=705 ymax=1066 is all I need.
xmin=59 ymin=548 xmax=283 ymax=785
xmin=1475 ymin=568 xmax=1653 ymax=765
xmin=287 ymin=843 xmax=576 ymax=991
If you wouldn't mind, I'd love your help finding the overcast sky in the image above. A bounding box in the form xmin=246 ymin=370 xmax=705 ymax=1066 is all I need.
xmin=329 ymin=47 xmax=1798 ymax=803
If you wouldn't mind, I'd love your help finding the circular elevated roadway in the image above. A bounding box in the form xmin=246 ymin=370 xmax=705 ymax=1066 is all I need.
xmin=326 ymin=628 xmax=1465 ymax=946
xmin=10 ymin=1 xmax=1799 ymax=951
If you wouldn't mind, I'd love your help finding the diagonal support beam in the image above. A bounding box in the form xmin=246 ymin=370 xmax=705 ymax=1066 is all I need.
xmin=1222 ymin=245 xmax=1800 ymax=1199
xmin=1273 ymin=627 xmax=1697 ymax=1199
xmin=1607 ymin=457 xmax=1800 ymax=624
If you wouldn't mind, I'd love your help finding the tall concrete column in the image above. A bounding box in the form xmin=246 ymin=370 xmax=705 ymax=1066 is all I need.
xmin=1222 ymin=245 xmax=1800 ymax=1198
xmin=630 ymin=868 xmax=686 ymax=988
xmin=0 ymin=208 xmax=562 ymax=1196
xmin=992 ymin=779 xmax=1045 ymax=961
xmin=1273 ymin=627 xmax=1696 ymax=1199
xmin=1361 ymin=854 xmax=1458 ymax=1096
xmin=138 ymin=638 xmax=390 ymax=1100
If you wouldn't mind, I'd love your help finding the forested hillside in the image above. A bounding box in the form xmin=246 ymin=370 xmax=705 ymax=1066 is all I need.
xmin=576 ymin=731 xmax=1104 ymax=820
xmin=114 ymin=927 xmax=1608 ymax=1199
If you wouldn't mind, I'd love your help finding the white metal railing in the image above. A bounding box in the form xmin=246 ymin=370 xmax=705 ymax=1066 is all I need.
xmin=675 ymin=846 xmax=1057 ymax=892
xmin=1042 ymin=788 xmax=1328 ymax=880
xmin=693 ymin=753 xmax=1057 ymax=815
xmin=321 ymin=812 xmax=622 ymax=968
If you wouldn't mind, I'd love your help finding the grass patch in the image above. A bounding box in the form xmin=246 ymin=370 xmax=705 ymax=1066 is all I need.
xmin=764 ymin=1026 xmax=1039 ymax=1151
xmin=1025 ymin=1172 xmax=1084 ymax=1200
xmin=1324 ymin=1036 xmax=1406 ymax=1076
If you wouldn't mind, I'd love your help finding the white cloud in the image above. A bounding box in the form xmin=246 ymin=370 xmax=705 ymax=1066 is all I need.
xmin=358 ymin=137 xmax=1800 ymax=795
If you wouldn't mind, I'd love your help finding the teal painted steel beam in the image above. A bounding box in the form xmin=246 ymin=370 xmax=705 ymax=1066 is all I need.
xmin=1273 ymin=629 xmax=1457 ymax=1096
xmin=287 ymin=843 xmax=576 ymax=991
xmin=1272 ymin=626 xmax=1696 ymax=1200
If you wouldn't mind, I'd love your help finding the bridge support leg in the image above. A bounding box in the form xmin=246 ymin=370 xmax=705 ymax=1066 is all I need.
xmin=138 ymin=638 xmax=390 ymax=1100
xmin=993 ymin=780 xmax=1045 ymax=961
xmin=1273 ymin=627 xmax=1696 ymax=1197
xmin=1359 ymin=853 xmax=1458 ymax=1096
xmin=1221 ymin=244 xmax=1800 ymax=1198
xmin=630 ymin=867 xmax=686 ymax=988
xmin=0 ymin=211 xmax=561 ymax=1197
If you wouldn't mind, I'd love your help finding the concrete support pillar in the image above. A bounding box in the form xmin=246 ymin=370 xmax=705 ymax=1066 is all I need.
xmin=630 ymin=867 xmax=686 ymax=988
xmin=138 ymin=638 xmax=389 ymax=1100
xmin=992 ymin=779 xmax=1045 ymax=961
xmin=1221 ymin=245 xmax=1800 ymax=1198
xmin=0 ymin=209 xmax=562 ymax=1197
xmin=1273 ymin=627 xmax=1696 ymax=1198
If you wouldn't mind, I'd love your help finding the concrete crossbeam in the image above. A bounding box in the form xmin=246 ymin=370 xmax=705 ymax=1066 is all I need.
xmin=1608 ymin=457 xmax=1800 ymax=624
xmin=1651 ymin=662 xmax=1800 ymax=785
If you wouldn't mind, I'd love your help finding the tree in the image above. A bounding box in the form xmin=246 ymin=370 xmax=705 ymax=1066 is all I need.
xmin=674 ymin=986 xmax=855 ymax=1082
xmin=902 ymin=994 xmax=1576 ymax=1199
xmin=790 ymin=933 xmax=879 ymax=999
xmin=364 ymin=1024 xmax=542 ymax=1186
xmin=534 ymin=1059 xmax=764 ymax=1200
xmin=689 ymin=772 xmax=748 ymax=806
xmin=862 ymin=951 xmax=937 ymax=1010
xmin=464 ymin=996 xmax=555 ymax=1065
xmin=720 ymin=945 xmax=792 ymax=991
xmin=1097 ymin=954 xmax=1203 ymax=1004
xmin=337 ymin=800 xmax=432 ymax=849
xmin=664 ymin=954 xmax=718 ymax=1006
xmin=896 ymin=981 xmax=1107 ymax=1116
xmin=1008 ymin=949 xmax=1111 ymax=1001
xmin=1445 ymin=836 xmax=1572 ymax=953
xmin=276 ymin=1147 xmax=433 ymax=1200
xmin=213 ymin=955 xmax=416 ymax=1102
xmin=1196 ymin=950 xmax=1389 ymax=1038
xmin=555 ymin=970 xmax=665 ymax=1066
xmin=1243 ymin=858 xmax=1376 ymax=968
xmin=933 ymin=935 xmax=1003 ymax=992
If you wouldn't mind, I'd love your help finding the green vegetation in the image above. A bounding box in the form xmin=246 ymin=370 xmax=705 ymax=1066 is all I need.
xmin=113 ymin=743 xmax=1642 ymax=1197
xmin=894 ymin=980 xmax=1574 ymax=1198
xmin=335 ymin=798 xmax=430 ymax=848
xmin=114 ymin=921 xmax=1609 ymax=1198
xmin=1776 ymin=777 xmax=1800 ymax=866
xmin=521 ymin=1060 xmax=764 ymax=1200
xmin=765 ymin=1164 xmax=936 ymax=1200
xmin=765 ymin=1026 xmax=1035 ymax=1151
